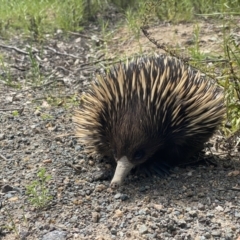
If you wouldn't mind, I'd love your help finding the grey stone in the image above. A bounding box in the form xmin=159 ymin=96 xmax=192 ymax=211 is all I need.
xmin=138 ymin=224 xmax=148 ymax=234
xmin=42 ymin=230 xmax=67 ymax=240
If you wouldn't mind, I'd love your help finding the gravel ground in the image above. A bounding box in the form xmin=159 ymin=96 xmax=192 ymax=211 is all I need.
xmin=0 ymin=19 xmax=240 ymax=240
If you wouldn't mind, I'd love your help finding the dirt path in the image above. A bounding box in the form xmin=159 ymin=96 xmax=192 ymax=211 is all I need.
xmin=0 ymin=19 xmax=239 ymax=240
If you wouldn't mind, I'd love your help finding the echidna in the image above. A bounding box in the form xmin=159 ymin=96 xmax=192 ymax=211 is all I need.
xmin=73 ymin=55 xmax=225 ymax=186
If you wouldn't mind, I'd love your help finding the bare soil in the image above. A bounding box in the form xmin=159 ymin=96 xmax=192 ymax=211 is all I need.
xmin=0 ymin=17 xmax=240 ymax=240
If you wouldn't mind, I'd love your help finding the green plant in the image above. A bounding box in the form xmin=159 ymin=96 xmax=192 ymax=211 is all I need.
xmin=4 ymin=208 xmax=20 ymax=239
xmin=55 ymin=0 xmax=106 ymax=32
xmin=41 ymin=113 xmax=53 ymax=120
xmin=63 ymin=93 xmax=81 ymax=108
xmin=56 ymin=0 xmax=84 ymax=32
xmin=0 ymin=56 xmax=18 ymax=88
xmin=28 ymin=15 xmax=44 ymax=41
xmin=125 ymin=8 xmax=141 ymax=39
xmin=0 ymin=0 xmax=107 ymax=37
xmin=188 ymin=24 xmax=204 ymax=60
xmin=12 ymin=110 xmax=19 ymax=117
xmin=3 ymin=206 xmax=29 ymax=239
xmin=223 ymin=44 xmax=240 ymax=134
xmin=27 ymin=46 xmax=43 ymax=86
xmin=26 ymin=168 xmax=53 ymax=209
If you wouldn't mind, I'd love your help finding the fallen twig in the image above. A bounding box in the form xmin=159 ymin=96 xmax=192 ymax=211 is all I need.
xmin=0 ymin=108 xmax=24 ymax=112
xmin=0 ymin=154 xmax=7 ymax=161
xmin=68 ymin=31 xmax=106 ymax=43
xmin=31 ymin=79 xmax=66 ymax=89
xmin=10 ymin=64 xmax=28 ymax=71
xmin=140 ymin=26 xmax=188 ymax=61
xmin=65 ymin=162 xmax=82 ymax=173
xmin=218 ymin=187 xmax=240 ymax=191
xmin=44 ymin=46 xmax=81 ymax=59
xmin=78 ymin=57 xmax=114 ymax=68
xmin=0 ymin=44 xmax=38 ymax=55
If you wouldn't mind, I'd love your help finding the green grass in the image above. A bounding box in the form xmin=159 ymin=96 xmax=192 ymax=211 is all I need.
xmin=0 ymin=0 xmax=239 ymax=38
xmin=0 ymin=0 xmax=105 ymax=39
xmin=0 ymin=56 xmax=16 ymax=87
xmin=223 ymin=43 xmax=240 ymax=135
xmin=0 ymin=0 xmax=53 ymax=39
xmin=184 ymin=19 xmax=240 ymax=135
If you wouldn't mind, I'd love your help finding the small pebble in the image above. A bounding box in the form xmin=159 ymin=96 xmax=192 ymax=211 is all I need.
xmin=189 ymin=210 xmax=198 ymax=217
xmin=212 ymin=230 xmax=221 ymax=237
xmin=138 ymin=224 xmax=148 ymax=234
xmin=198 ymin=203 xmax=205 ymax=210
xmin=0 ymin=134 xmax=5 ymax=140
xmin=2 ymin=185 xmax=13 ymax=193
xmin=139 ymin=186 xmax=147 ymax=192
xmin=110 ymin=228 xmax=117 ymax=235
xmin=120 ymin=194 xmax=129 ymax=201
xmin=114 ymin=193 xmax=121 ymax=199
xmin=153 ymin=204 xmax=163 ymax=211
xmin=204 ymin=232 xmax=211 ymax=239
xmin=215 ymin=205 xmax=223 ymax=211
xmin=234 ymin=211 xmax=240 ymax=218
xmin=92 ymin=212 xmax=100 ymax=223
xmin=139 ymin=209 xmax=147 ymax=215
xmin=42 ymin=230 xmax=67 ymax=240
xmin=95 ymin=184 xmax=106 ymax=192
xmin=178 ymin=219 xmax=187 ymax=228
xmin=113 ymin=209 xmax=123 ymax=218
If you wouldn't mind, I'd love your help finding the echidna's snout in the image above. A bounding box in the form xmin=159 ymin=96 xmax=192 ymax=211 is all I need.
xmin=110 ymin=156 xmax=134 ymax=187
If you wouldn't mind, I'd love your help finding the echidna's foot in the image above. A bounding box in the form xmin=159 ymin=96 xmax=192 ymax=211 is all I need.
xmin=150 ymin=161 xmax=171 ymax=176
xmin=140 ymin=168 xmax=152 ymax=178
xmin=134 ymin=161 xmax=171 ymax=178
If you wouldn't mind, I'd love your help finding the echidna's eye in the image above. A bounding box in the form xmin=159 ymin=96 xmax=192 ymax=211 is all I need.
xmin=113 ymin=150 xmax=117 ymax=159
xmin=133 ymin=150 xmax=145 ymax=160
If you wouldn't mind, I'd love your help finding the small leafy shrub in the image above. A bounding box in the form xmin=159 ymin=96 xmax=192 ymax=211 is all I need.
xmin=26 ymin=168 xmax=53 ymax=209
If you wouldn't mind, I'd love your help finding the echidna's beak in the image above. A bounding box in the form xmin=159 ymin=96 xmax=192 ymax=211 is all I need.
xmin=110 ymin=156 xmax=134 ymax=187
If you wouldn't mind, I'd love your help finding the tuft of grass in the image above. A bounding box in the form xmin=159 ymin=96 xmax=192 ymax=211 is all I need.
xmin=41 ymin=113 xmax=53 ymax=120
xmin=2 ymin=206 xmax=29 ymax=239
xmin=4 ymin=208 xmax=21 ymax=239
xmin=125 ymin=8 xmax=142 ymax=39
xmin=0 ymin=0 xmax=107 ymax=38
xmin=27 ymin=46 xmax=44 ymax=86
xmin=55 ymin=0 xmax=85 ymax=32
xmin=0 ymin=56 xmax=20 ymax=88
xmin=223 ymin=44 xmax=240 ymax=135
xmin=12 ymin=110 xmax=19 ymax=117
xmin=188 ymin=24 xmax=207 ymax=61
xmin=26 ymin=168 xmax=53 ymax=209
xmin=0 ymin=0 xmax=53 ymax=39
